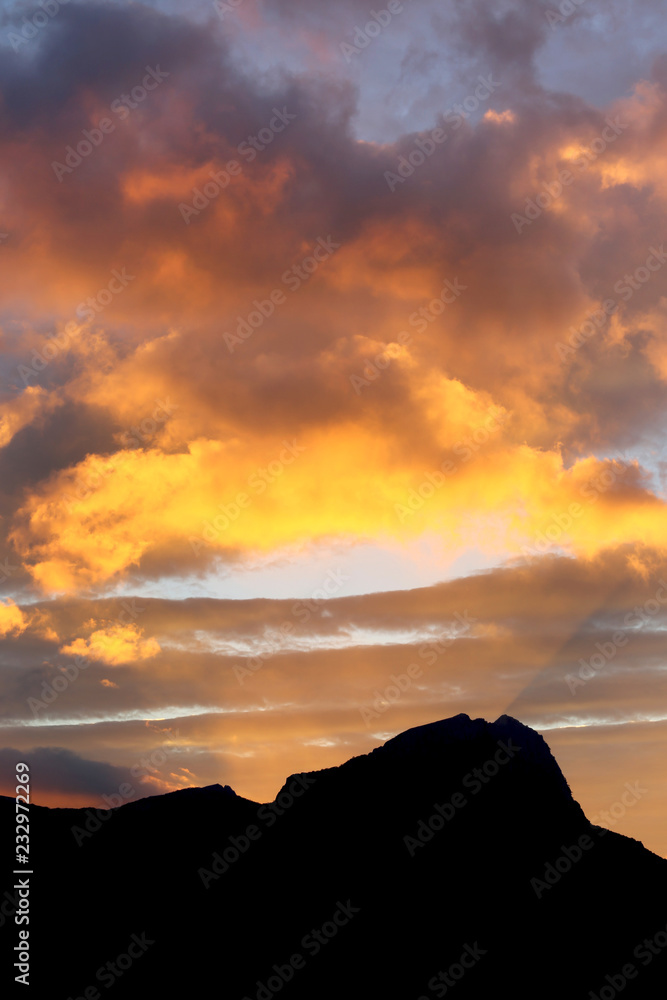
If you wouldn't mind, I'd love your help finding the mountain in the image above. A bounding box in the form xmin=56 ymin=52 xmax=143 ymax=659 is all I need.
xmin=2 ymin=714 xmax=666 ymax=998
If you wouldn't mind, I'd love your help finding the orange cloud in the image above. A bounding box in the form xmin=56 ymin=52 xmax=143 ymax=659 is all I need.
xmin=0 ymin=599 xmax=27 ymax=637
xmin=0 ymin=386 xmax=60 ymax=449
xmin=60 ymin=624 xmax=161 ymax=665
xmin=7 ymin=418 xmax=666 ymax=594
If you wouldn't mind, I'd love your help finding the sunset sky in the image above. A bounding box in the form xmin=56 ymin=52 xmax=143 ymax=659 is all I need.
xmin=1 ymin=0 xmax=667 ymax=856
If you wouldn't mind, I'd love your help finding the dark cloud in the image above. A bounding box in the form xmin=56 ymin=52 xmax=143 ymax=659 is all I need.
xmin=0 ymin=744 xmax=136 ymax=797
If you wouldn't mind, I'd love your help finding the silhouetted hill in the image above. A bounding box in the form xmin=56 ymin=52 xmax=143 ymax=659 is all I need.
xmin=2 ymin=714 xmax=666 ymax=998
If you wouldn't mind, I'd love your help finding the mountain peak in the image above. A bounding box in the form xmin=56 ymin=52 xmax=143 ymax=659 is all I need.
xmin=363 ymin=712 xmax=577 ymax=816
xmin=374 ymin=713 xmax=486 ymax=754
xmin=374 ymin=712 xmax=542 ymax=758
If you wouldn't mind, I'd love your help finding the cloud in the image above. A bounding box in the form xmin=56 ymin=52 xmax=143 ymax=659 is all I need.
xmin=0 ymin=547 xmax=666 ymax=847
xmin=0 ymin=386 xmax=61 ymax=449
xmin=0 ymin=598 xmax=26 ymax=636
xmin=0 ymin=744 xmax=194 ymax=806
xmin=0 ymin=546 xmax=664 ymax=735
xmin=0 ymin=745 xmax=137 ymax=798
xmin=59 ymin=623 xmax=161 ymax=665
xmin=0 ymin=3 xmax=665 ymax=592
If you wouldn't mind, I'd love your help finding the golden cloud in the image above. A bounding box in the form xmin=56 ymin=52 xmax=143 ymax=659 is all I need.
xmin=59 ymin=624 xmax=161 ymax=665
xmin=0 ymin=599 xmax=27 ymax=637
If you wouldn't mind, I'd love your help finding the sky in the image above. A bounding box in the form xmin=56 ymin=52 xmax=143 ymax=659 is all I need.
xmin=0 ymin=0 xmax=667 ymax=856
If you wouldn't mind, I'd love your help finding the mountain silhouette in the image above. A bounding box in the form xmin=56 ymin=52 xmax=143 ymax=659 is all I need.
xmin=2 ymin=713 xmax=666 ymax=998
